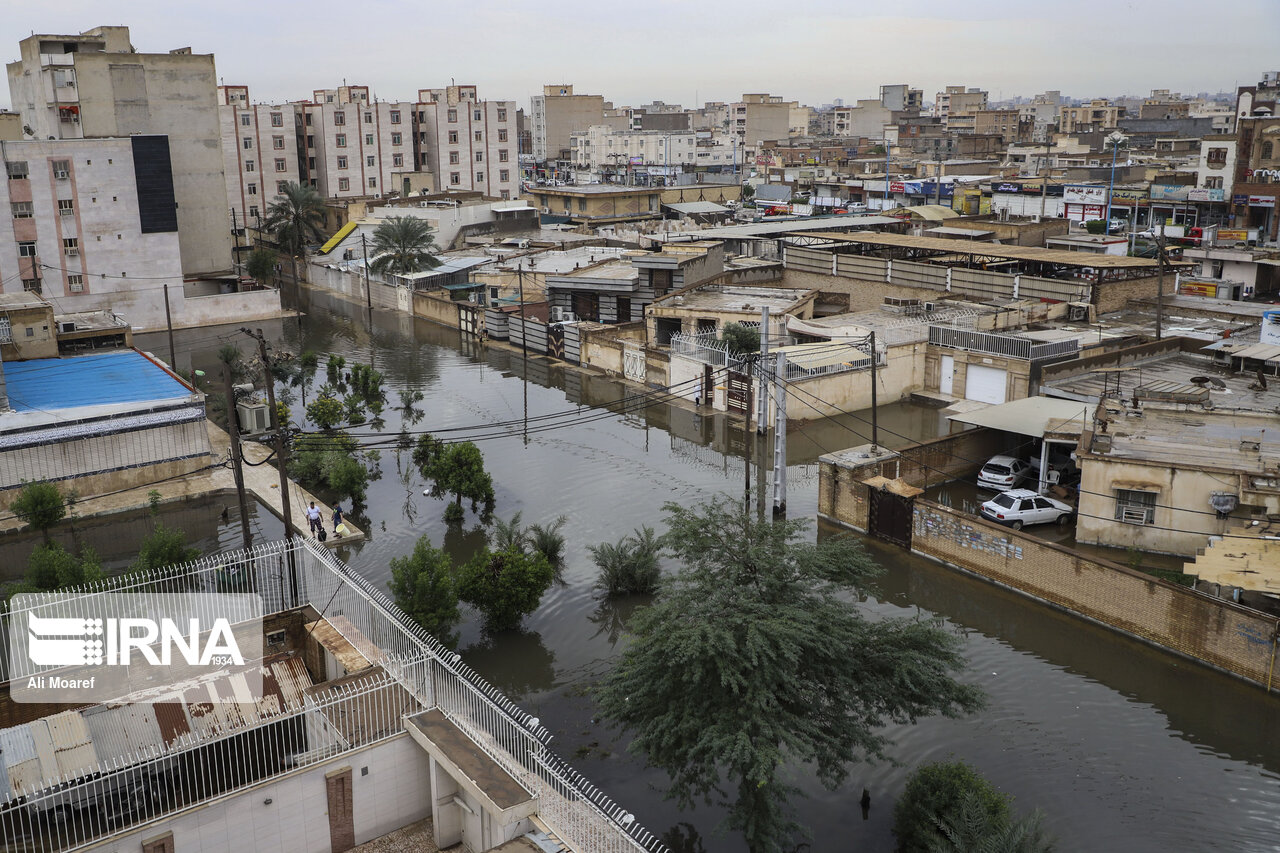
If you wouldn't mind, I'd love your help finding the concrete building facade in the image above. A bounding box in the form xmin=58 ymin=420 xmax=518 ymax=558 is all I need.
xmin=1060 ymin=99 xmax=1125 ymax=134
xmin=530 ymin=84 xmax=606 ymax=162
xmin=217 ymin=86 xmax=306 ymax=232
xmin=7 ymin=26 xmax=233 ymax=278
xmin=304 ymin=85 xmax=419 ymax=201
xmin=416 ymin=85 xmax=520 ymax=200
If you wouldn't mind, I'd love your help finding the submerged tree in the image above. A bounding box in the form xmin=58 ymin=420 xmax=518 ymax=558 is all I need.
xmin=262 ymin=181 xmax=325 ymax=284
xmin=457 ymin=546 xmax=554 ymax=632
xmin=591 ymin=525 xmax=663 ymax=596
xmin=414 ymin=435 xmax=495 ymax=523
xmin=596 ymin=497 xmax=985 ymax=853
xmin=369 ymin=216 xmax=443 ymax=276
xmin=12 ymin=481 xmax=66 ymax=543
xmin=390 ymin=537 xmax=460 ymax=646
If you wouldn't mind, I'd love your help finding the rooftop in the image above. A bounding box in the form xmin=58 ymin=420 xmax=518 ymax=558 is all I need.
xmin=2 ymin=350 xmax=193 ymax=414
xmin=660 ymin=214 xmax=904 ymax=241
xmin=658 ymin=284 xmax=810 ymax=313
xmin=1044 ymin=350 xmax=1280 ymax=413
xmin=496 ymin=247 xmax=631 ymax=274
xmin=1093 ymin=405 xmax=1280 ymax=472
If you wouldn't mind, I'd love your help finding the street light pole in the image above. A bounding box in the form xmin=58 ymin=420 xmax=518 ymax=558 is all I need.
xmin=1104 ymin=131 xmax=1126 ymax=231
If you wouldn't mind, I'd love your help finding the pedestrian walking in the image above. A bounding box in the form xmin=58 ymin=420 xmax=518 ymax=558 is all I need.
xmin=306 ymin=502 xmax=322 ymax=537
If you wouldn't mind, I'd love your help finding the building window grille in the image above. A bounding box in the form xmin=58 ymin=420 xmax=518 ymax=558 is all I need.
xmin=1115 ymin=489 xmax=1156 ymax=525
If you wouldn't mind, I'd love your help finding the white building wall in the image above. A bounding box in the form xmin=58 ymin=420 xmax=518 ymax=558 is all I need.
xmin=98 ymin=735 xmax=431 ymax=853
xmin=989 ymin=192 xmax=1066 ymax=219
xmin=417 ymin=89 xmax=520 ymax=200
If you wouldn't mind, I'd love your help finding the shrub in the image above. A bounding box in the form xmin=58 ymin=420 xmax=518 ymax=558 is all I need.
xmin=306 ymin=395 xmax=344 ymax=431
xmin=27 ymin=542 xmax=103 ymax=590
xmin=1084 ymin=219 xmax=1106 ymax=235
xmin=457 ymin=547 xmax=554 ymax=631
xmin=893 ymin=761 xmax=1010 ymax=852
xmin=720 ymin=323 xmax=760 ymax=355
xmin=130 ymin=524 xmax=200 ymax=575
xmin=290 ymin=431 xmax=370 ymax=506
xmin=591 ymin=526 xmax=662 ymax=596
xmin=390 ymin=538 xmax=460 ymax=643
xmin=12 ymin=482 xmax=66 ymax=541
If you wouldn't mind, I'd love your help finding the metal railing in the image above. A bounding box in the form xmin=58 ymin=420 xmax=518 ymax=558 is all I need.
xmin=927 ymin=325 xmax=1079 ymax=362
xmin=0 ymin=539 xmax=666 ymax=853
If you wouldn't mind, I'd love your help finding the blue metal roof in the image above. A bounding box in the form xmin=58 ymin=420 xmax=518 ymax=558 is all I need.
xmin=4 ymin=350 xmax=193 ymax=412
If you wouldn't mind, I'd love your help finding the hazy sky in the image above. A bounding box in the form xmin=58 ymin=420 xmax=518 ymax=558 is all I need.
xmin=4 ymin=0 xmax=1277 ymax=110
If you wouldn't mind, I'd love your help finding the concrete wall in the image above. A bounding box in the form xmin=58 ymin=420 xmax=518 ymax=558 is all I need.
xmin=177 ymin=288 xmax=283 ymax=331
xmin=412 ymin=289 xmax=464 ymax=328
xmin=308 ymin=261 xmax=401 ymax=310
xmin=101 ymin=734 xmax=431 ymax=853
xmin=922 ymin=346 xmax=1033 ymax=403
xmin=780 ymin=269 xmax=943 ymax=311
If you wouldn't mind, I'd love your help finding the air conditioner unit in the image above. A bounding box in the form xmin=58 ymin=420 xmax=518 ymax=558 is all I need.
xmin=540 ymin=206 xmax=550 ymax=214
xmin=923 ymin=301 xmax=937 ymax=312
xmin=1120 ymin=507 xmax=1150 ymax=525
xmin=58 ymin=321 xmax=76 ymax=333
xmin=236 ymin=400 xmax=271 ymax=434
xmin=64 ymin=247 xmax=78 ymax=257
xmin=54 ymin=170 xmax=69 ymax=179
xmin=1068 ymin=304 xmax=1089 ymax=322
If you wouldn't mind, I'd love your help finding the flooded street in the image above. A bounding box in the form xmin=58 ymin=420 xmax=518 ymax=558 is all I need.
xmin=132 ymin=290 xmax=1280 ymax=852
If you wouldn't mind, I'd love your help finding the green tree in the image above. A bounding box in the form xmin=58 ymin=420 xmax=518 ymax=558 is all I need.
xmin=290 ymin=431 xmax=371 ymax=506
xmin=131 ymin=525 xmax=200 ymax=575
xmin=12 ymin=481 xmax=66 ymax=543
xmin=591 ymin=525 xmax=662 ymax=596
xmin=720 ymin=323 xmax=760 ymax=355
xmin=369 ymin=216 xmax=443 ymax=276
xmin=306 ymin=395 xmax=345 ymax=431
xmin=490 ymin=512 xmax=529 ymax=552
xmin=596 ymin=497 xmax=985 ymax=853
xmin=894 ymin=761 xmax=1011 ymax=853
xmin=26 ymin=542 xmax=103 ymax=590
xmin=925 ymin=789 xmax=1054 ymax=853
xmin=414 ymin=435 xmax=495 ymax=520
xmin=245 ymin=247 xmax=278 ymax=287
xmin=263 ymin=181 xmax=326 ymax=284
xmin=527 ymin=515 xmax=568 ymax=572
xmin=457 ymin=547 xmax=555 ymax=632
xmin=390 ymin=538 xmax=460 ymax=645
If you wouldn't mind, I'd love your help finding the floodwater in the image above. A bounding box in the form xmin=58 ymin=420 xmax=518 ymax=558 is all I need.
xmin=130 ymin=289 xmax=1280 ymax=852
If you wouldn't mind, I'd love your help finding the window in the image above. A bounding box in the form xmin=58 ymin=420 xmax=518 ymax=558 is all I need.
xmin=52 ymin=160 xmax=70 ymax=178
xmin=247 ymin=182 xmax=257 ymax=195
xmin=333 ymin=111 xmax=346 ymax=125
xmin=68 ymin=274 xmax=83 ymax=292
xmin=273 ymin=136 xmax=285 ymax=149
xmin=276 ymin=181 xmax=288 ymax=194
xmin=18 ymin=241 xmax=36 ymax=257
xmin=497 ymin=108 xmax=507 ymax=122
xmin=338 ymin=177 xmax=350 ymax=191
xmin=473 ymin=110 xmax=481 ymax=121
xmin=447 ymin=109 xmax=458 ymax=123
xmin=476 ymin=152 xmax=484 ymax=162
xmin=22 ymin=279 xmax=40 ymax=294
xmin=500 ymin=190 xmax=510 ymax=200
xmin=391 ymin=132 xmax=402 ymax=145
xmin=337 ymin=155 xmax=348 ymax=169
xmin=1205 ymin=176 xmax=1224 ymax=190
xmin=578 ymin=199 xmax=587 ymax=212
xmin=390 ymin=110 xmax=401 ymax=124
xmin=1206 ymin=147 xmax=1227 ymax=165
xmin=240 ymin=114 xmax=252 ymax=127
xmin=368 ymin=177 xmax=377 ymax=189
xmin=1115 ymin=489 xmax=1156 ymax=525
xmin=275 ymin=158 xmax=287 ymax=171
xmin=245 ymin=159 xmax=255 ymax=172
xmin=270 ymin=112 xmax=283 ymax=127
xmin=56 ymin=198 xmax=74 ymax=216
xmin=448 ymin=131 xmax=458 ymax=144
xmin=305 ymin=113 xmax=313 ymax=126
xmin=1264 ymin=141 xmax=1275 ymax=161
xmin=11 ymin=201 xmax=32 ymax=218
xmin=365 ymin=133 xmax=374 ymax=146
xmin=364 ymin=112 xmax=372 ymax=124
xmin=6 ymin=161 xmax=28 ymax=180
xmin=249 ymin=204 xmax=259 ymax=218
xmin=63 ymin=237 xmax=79 ymax=256
xmin=499 ymin=169 xmax=509 ymax=182
xmin=476 ymin=171 xmax=484 ymax=183
xmin=498 ymin=149 xmax=509 ymax=162
xmin=475 ymin=131 xmax=483 ymax=142
xmin=498 ymin=129 xmax=508 ymax=142
xmin=243 ymin=137 xmax=253 ymax=150
xmin=335 ymin=134 xmax=347 ymax=147
xmin=393 ymin=153 xmax=404 ymax=167
xmin=449 ymin=152 xmax=459 ymax=165
xmin=306 ymin=134 xmax=315 ymax=148
xmin=366 ymin=155 xmax=375 ymax=167
xmin=450 ymin=172 xmax=460 ymax=185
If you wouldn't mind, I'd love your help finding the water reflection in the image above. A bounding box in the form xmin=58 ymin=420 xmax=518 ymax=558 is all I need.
xmin=461 ymin=628 xmax=557 ymax=700
xmin=587 ymin=594 xmax=650 ymax=649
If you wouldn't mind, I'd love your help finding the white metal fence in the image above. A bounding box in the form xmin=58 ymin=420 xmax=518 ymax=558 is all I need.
xmin=0 ymin=539 xmax=668 ymax=853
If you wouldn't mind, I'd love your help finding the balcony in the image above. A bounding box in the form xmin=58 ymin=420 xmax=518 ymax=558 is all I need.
xmin=928 ymin=325 xmax=1080 ymax=362
xmin=39 ymin=52 xmax=75 ymax=66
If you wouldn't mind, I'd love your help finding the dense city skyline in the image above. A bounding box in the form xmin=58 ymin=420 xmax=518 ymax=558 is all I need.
xmin=4 ymin=0 xmax=1276 ymax=110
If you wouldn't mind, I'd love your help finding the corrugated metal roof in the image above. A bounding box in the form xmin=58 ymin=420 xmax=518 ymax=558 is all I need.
xmin=82 ymin=702 xmax=165 ymax=763
xmin=48 ymin=710 xmax=97 ymax=780
xmin=1229 ymin=342 xmax=1280 ymax=361
xmin=947 ymin=396 xmax=1091 ymax=437
xmin=306 ymin=619 xmax=375 ymax=674
xmin=319 ymin=220 xmax=358 ymax=255
xmin=665 ymin=201 xmax=729 ymax=215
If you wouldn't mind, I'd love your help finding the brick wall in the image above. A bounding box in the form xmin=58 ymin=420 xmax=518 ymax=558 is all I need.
xmin=1096 ymin=274 xmax=1162 ymax=313
xmin=912 ymin=499 xmax=1279 ymax=689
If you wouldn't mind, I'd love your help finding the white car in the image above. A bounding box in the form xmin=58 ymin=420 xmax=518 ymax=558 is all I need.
xmin=980 ymin=489 xmax=1075 ymax=530
xmin=977 ymin=455 xmax=1032 ymax=491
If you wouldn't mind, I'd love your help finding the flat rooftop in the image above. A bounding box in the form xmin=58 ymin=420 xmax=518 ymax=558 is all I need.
xmin=3 ymin=350 xmax=193 ymax=413
xmin=1044 ymin=351 xmax=1280 ymax=412
xmin=1097 ymin=406 xmax=1280 ymax=472
xmin=497 ymin=247 xmax=631 ymax=274
xmin=661 ymin=284 xmax=809 ymax=312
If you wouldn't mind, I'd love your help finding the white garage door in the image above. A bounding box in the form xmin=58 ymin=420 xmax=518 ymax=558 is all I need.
xmin=965 ymin=364 xmax=1007 ymax=405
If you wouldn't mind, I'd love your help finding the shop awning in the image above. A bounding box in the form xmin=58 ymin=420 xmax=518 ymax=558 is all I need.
xmin=947 ymin=396 xmax=1090 ymax=437
xmin=319 ymin=221 xmax=358 ymax=255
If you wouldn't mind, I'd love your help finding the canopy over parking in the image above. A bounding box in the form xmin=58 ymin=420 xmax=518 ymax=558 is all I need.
xmin=947 ymin=396 xmax=1090 ymax=437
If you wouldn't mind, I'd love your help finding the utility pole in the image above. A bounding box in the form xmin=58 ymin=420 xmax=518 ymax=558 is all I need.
xmin=1155 ymin=221 xmax=1166 ymax=341
xmin=242 ymin=327 xmax=298 ymax=606
xmin=517 ymin=268 xmax=527 ymax=356
xmin=1040 ymin=137 xmax=1050 ymax=220
xmin=361 ymin=232 xmax=372 ymax=311
xmin=772 ymin=351 xmax=787 ymax=518
xmin=163 ymin=283 xmax=177 ymax=369
xmin=223 ymin=364 xmax=253 ymax=550
xmin=869 ymin=331 xmax=879 ymax=452
xmin=756 ymin=306 xmax=770 ymax=434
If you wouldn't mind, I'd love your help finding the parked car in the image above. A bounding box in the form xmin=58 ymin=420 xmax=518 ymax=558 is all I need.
xmin=980 ymin=489 xmax=1075 ymax=530
xmin=977 ymin=455 xmax=1033 ymax=490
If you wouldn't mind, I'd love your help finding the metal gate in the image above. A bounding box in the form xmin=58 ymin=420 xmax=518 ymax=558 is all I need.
xmin=727 ymin=370 xmax=753 ymax=414
xmin=548 ymin=324 xmax=565 ymax=359
xmin=623 ymin=345 xmax=645 ymax=383
xmin=459 ymin=303 xmax=479 ymax=337
xmin=867 ymin=485 xmax=913 ymax=548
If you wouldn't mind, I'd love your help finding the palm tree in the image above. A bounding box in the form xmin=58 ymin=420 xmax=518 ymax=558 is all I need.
xmin=927 ymin=791 xmax=1055 ymax=853
xmin=368 ymin=216 xmax=442 ymax=277
xmin=262 ymin=181 xmax=326 ymax=285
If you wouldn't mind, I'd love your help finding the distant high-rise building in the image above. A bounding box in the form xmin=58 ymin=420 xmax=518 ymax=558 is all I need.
xmin=530 ymin=84 xmax=606 ymax=163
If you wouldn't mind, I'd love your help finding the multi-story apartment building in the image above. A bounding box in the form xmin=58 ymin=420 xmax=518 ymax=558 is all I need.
xmin=1059 ymin=99 xmax=1125 ymax=134
xmin=305 ymin=85 xmax=419 ymax=200
xmin=7 ymin=26 xmax=233 ymax=278
xmin=727 ymin=94 xmax=794 ymax=160
xmin=974 ymin=109 xmax=1032 ymax=142
xmin=0 ymin=136 xmax=184 ymax=327
xmin=530 ymin=84 xmax=606 ymax=162
xmin=217 ymin=86 xmax=305 ymax=232
xmin=416 ymin=85 xmax=520 ymax=200
xmin=879 ymin=84 xmax=924 ymax=112
xmin=569 ymin=126 xmax=739 ymax=172
xmin=933 ymin=86 xmax=988 ymax=126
